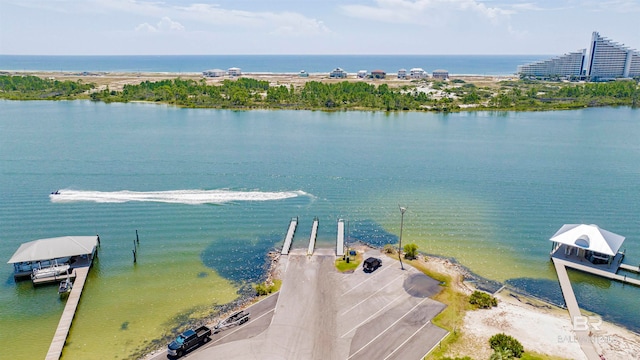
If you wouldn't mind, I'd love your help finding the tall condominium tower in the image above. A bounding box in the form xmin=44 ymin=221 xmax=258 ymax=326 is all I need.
xmin=585 ymin=31 xmax=640 ymax=80
xmin=517 ymin=50 xmax=586 ymax=77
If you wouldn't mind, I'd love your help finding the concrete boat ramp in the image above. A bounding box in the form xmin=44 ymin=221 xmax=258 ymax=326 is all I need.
xmin=281 ymin=217 xmax=347 ymax=256
xmin=184 ymin=248 xmax=448 ymax=360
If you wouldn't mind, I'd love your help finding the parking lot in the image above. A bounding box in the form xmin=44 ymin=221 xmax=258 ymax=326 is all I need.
xmin=185 ymin=248 xmax=448 ymax=359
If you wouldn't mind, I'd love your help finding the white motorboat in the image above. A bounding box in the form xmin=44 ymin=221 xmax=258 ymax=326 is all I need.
xmin=31 ymin=264 xmax=70 ymax=280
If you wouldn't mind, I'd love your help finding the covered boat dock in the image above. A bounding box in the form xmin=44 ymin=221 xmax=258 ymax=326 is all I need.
xmin=8 ymin=235 xmax=99 ymax=282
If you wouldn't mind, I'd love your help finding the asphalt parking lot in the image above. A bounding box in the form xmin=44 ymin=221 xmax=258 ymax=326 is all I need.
xmin=173 ymin=248 xmax=448 ymax=360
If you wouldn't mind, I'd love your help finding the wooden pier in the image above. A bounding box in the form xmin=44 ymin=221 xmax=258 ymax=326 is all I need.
xmin=336 ymin=219 xmax=345 ymax=257
xmin=307 ymin=217 xmax=319 ymax=255
xmin=619 ymin=263 xmax=640 ymax=273
xmin=552 ymin=259 xmax=600 ymax=360
xmin=281 ymin=217 xmax=298 ymax=255
xmin=552 ymin=256 xmax=640 ymax=286
xmin=45 ymin=266 xmax=91 ymax=360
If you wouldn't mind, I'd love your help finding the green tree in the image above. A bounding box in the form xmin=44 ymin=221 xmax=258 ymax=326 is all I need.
xmin=403 ymin=243 xmax=418 ymax=260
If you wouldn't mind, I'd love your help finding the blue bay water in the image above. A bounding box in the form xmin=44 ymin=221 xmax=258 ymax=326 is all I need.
xmin=1 ymin=100 xmax=639 ymax=358
xmin=0 ymin=55 xmax=550 ymax=75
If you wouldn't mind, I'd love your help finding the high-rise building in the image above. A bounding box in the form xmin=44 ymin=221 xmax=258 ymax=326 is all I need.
xmin=517 ymin=50 xmax=586 ymax=78
xmin=585 ymin=32 xmax=640 ymax=80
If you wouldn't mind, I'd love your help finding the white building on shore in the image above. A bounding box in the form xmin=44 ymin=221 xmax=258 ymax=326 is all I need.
xmin=202 ymin=69 xmax=226 ymax=77
xmin=228 ymin=67 xmax=242 ymax=77
xmin=330 ymin=68 xmax=347 ymax=78
xmin=517 ymin=50 xmax=586 ymax=78
xmin=409 ymin=68 xmax=427 ymax=79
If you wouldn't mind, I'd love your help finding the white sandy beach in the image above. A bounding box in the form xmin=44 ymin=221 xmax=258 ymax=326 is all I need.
xmin=419 ymin=255 xmax=640 ymax=360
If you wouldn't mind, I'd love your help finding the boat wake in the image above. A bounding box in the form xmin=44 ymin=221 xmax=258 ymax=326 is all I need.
xmin=49 ymin=189 xmax=310 ymax=205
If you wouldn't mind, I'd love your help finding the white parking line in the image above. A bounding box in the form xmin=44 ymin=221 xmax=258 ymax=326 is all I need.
xmin=347 ymin=297 xmax=430 ymax=359
xmin=382 ymin=320 xmax=432 ymax=360
xmin=340 ymin=272 xmax=405 ymax=316
xmin=340 ymin=285 xmax=416 ymax=338
xmin=341 ymin=264 xmax=392 ymax=296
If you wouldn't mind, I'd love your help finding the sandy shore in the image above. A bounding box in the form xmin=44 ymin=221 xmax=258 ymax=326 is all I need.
xmin=411 ymin=253 xmax=640 ymax=360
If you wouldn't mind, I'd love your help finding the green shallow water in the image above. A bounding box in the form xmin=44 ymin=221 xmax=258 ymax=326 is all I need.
xmin=1 ymin=101 xmax=639 ymax=359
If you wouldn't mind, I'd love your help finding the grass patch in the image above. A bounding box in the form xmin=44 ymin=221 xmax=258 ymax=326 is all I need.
xmin=520 ymin=352 xmax=570 ymax=360
xmin=335 ymin=252 xmax=362 ymax=272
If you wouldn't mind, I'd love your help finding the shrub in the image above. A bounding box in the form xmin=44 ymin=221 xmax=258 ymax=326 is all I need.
xmin=490 ymin=348 xmax=514 ymax=360
xmin=489 ymin=333 xmax=524 ymax=358
xmin=255 ymin=282 xmax=277 ymax=296
xmin=383 ymin=244 xmax=396 ymax=254
xmin=469 ymin=290 xmax=498 ymax=309
xmin=403 ymin=243 xmax=418 ymax=259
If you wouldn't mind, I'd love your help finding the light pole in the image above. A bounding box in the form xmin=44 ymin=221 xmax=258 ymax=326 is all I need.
xmin=398 ymin=205 xmax=407 ymax=270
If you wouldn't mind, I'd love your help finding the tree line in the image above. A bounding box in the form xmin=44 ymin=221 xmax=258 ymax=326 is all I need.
xmin=1 ymin=75 xmax=638 ymax=111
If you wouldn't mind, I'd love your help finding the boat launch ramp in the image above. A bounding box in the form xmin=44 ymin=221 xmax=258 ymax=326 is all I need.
xmin=280 ymin=217 xmax=348 ymax=256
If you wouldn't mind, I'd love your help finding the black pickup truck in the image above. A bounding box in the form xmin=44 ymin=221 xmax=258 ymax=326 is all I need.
xmin=167 ymin=325 xmax=211 ymax=358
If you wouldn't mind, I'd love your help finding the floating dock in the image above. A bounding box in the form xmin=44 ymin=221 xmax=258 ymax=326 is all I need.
xmin=281 ymin=217 xmax=298 ymax=255
xmin=46 ymin=266 xmax=91 ymax=360
xmin=336 ymin=219 xmax=345 ymax=257
xmin=307 ymin=217 xmax=319 ymax=255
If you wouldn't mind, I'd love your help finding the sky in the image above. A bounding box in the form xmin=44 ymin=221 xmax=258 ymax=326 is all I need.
xmin=0 ymin=0 xmax=639 ymax=55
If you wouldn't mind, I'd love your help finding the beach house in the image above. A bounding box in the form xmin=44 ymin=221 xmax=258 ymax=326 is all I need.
xmin=357 ymin=70 xmax=368 ymax=78
xmin=202 ymin=69 xmax=226 ymax=77
xmin=397 ymin=69 xmax=407 ymax=79
xmin=228 ymin=67 xmax=242 ymax=77
xmin=432 ymin=69 xmax=449 ymax=80
xmin=371 ymin=70 xmax=386 ymax=79
xmin=410 ymin=68 xmax=427 ymax=79
xmin=329 ymin=68 xmax=347 ymax=78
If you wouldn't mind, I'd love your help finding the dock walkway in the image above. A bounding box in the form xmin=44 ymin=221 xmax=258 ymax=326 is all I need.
xmin=553 ymin=256 xmax=640 ymax=287
xmin=336 ymin=219 xmax=345 ymax=257
xmin=281 ymin=217 xmax=298 ymax=255
xmin=45 ymin=266 xmax=90 ymax=360
xmin=619 ymin=263 xmax=640 ymax=273
xmin=552 ymin=259 xmax=600 ymax=360
xmin=307 ymin=218 xmax=319 ymax=255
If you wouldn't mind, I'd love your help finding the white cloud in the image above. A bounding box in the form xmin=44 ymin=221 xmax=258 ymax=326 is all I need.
xmin=135 ymin=16 xmax=184 ymax=33
xmin=157 ymin=16 xmax=185 ymax=32
xmin=94 ymin=0 xmax=329 ymax=35
xmin=341 ymin=0 xmax=513 ymax=24
xmin=134 ymin=22 xmax=157 ymax=33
